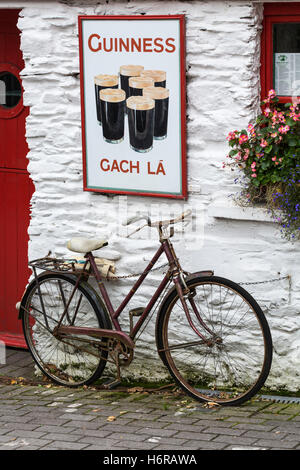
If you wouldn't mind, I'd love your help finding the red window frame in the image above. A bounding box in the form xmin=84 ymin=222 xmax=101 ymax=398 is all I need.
xmin=261 ymin=2 xmax=300 ymax=103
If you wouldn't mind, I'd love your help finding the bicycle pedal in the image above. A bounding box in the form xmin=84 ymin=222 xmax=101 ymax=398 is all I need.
xmin=102 ymin=379 xmax=122 ymax=390
xmin=129 ymin=307 xmax=144 ymax=317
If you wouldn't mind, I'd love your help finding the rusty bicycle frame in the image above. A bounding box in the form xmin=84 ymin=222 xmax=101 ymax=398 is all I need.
xmin=34 ymin=211 xmax=216 ymax=386
xmin=56 ymin=241 xmax=214 ymax=342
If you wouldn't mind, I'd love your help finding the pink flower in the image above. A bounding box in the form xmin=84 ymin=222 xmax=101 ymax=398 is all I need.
xmin=268 ymin=89 xmax=276 ymax=99
xmin=264 ymin=107 xmax=271 ymax=116
xmin=239 ymin=134 xmax=248 ymax=144
xmin=247 ymin=124 xmax=256 ymax=138
xmin=226 ymin=131 xmax=238 ymax=141
xmin=243 ymin=148 xmax=250 ymax=160
xmin=278 ymin=125 xmax=290 ymax=134
xmin=271 ymin=132 xmax=277 ymax=138
xmin=251 ymin=173 xmax=257 ymax=178
xmin=260 ymin=139 xmax=268 ymax=148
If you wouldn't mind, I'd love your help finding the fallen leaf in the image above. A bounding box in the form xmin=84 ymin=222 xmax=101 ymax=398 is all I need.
xmin=128 ymin=387 xmax=144 ymax=393
xmin=119 ymin=411 xmax=128 ymax=415
xmin=10 ymin=380 xmax=17 ymax=385
xmin=107 ymin=416 xmax=116 ymax=422
xmin=203 ymin=401 xmax=221 ymax=409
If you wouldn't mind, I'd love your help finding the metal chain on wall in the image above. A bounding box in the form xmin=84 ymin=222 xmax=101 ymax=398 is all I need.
xmin=111 ymin=263 xmax=291 ymax=287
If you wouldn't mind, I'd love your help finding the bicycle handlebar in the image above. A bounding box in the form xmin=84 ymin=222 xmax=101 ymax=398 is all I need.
xmin=122 ymin=210 xmax=192 ymax=228
xmin=122 ymin=212 xmax=151 ymax=227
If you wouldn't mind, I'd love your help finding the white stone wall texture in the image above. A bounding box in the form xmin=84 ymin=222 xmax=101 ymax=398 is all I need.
xmin=4 ymin=0 xmax=300 ymax=391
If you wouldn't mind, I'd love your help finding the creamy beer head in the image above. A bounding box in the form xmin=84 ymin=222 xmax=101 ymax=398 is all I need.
xmin=100 ymin=88 xmax=126 ymax=103
xmin=128 ymin=77 xmax=155 ymax=89
xmin=94 ymin=74 xmax=119 ymax=87
xmin=143 ymin=86 xmax=170 ymax=100
xmin=126 ymin=95 xmax=155 ymax=111
xmin=141 ymin=70 xmax=166 ymax=83
xmin=119 ymin=65 xmax=144 ymax=77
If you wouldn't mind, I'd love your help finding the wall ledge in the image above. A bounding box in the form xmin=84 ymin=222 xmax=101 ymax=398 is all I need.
xmin=208 ymin=202 xmax=274 ymax=223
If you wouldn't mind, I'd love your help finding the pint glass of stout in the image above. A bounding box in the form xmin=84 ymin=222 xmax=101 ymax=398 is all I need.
xmin=94 ymin=74 xmax=118 ymax=125
xmin=141 ymin=70 xmax=166 ymax=88
xmin=143 ymin=87 xmax=169 ymax=140
xmin=127 ymin=96 xmax=155 ymax=153
xmin=119 ymin=65 xmax=144 ymax=99
xmin=100 ymin=88 xmax=126 ymax=144
xmin=128 ymin=77 xmax=154 ymax=97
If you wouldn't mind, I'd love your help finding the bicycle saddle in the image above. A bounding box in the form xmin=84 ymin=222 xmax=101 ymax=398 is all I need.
xmin=67 ymin=237 xmax=108 ymax=253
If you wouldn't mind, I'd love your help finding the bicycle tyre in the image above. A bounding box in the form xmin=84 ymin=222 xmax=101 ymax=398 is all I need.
xmin=21 ymin=272 xmax=111 ymax=387
xmin=156 ymin=275 xmax=272 ymax=406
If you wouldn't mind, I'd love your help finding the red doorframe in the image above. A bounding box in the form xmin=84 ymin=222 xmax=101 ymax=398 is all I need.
xmin=0 ymin=9 xmax=34 ymax=348
xmin=261 ymin=2 xmax=300 ymax=103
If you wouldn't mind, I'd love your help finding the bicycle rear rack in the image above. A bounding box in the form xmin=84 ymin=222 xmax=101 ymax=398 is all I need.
xmin=28 ymin=252 xmax=117 ymax=280
xmin=28 ymin=252 xmax=80 ymax=274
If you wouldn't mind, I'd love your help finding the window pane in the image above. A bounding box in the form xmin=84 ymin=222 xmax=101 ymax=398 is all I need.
xmin=0 ymin=72 xmax=22 ymax=108
xmin=273 ymin=23 xmax=300 ymax=96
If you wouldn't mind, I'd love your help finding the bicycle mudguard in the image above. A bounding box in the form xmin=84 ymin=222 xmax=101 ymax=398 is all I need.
xmin=16 ymin=272 xmax=78 ymax=320
xmin=186 ymin=270 xmax=214 ymax=280
xmin=17 ymin=272 xmax=112 ymax=332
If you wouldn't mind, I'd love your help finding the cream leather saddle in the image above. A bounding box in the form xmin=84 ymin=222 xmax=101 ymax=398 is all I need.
xmin=67 ymin=237 xmax=108 ymax=253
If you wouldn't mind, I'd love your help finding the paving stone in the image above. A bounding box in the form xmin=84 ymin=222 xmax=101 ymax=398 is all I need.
xmin=213 ymin=435 xmax=258 ymax=446
xmin=58 ymin=413 xmax=96 ymax=421
xmin=202 ymin=426 xmax=246 ymax=436
xmin=192 ymin=440 xmax=228 ymax=450
xmin=105 ymin=432 xmax=148 ymax=442
xmin=41 ymin=441 xmax=89 ymax=450
xmin=255 ymin=439 xmax=299 ymax=449
xmin=4 ymin=430 xmax=48 ymax=439
xmin=114 ymin=440 xmax=157 ymax=450
xmin=0 ymin=415 xmax=33 ymax=423
xmin=175 ymin=431 xmax=217 ymax=441
xmin=71 ymin=428 xmax=113 ymax=438
xmin=102 ymin=423 xmax=144 ymax=433
xmin=138 ymin=427 xmax=178 ymax=437
xmin=148 ymin=436 xmax=188 ymax=446
xmin=242 ymin=430 xmax=288 ymax=440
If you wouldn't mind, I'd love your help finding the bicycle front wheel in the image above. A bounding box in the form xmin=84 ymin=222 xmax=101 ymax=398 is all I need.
xmin=156 ymin=276 xmax=272 ymax=406
xmin=22 ymin=273 xmax=111 ymax=387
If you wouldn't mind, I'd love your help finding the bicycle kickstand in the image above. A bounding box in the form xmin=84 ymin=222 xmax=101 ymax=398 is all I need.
xmin=103 ymin=352 xmax=122 ymax=390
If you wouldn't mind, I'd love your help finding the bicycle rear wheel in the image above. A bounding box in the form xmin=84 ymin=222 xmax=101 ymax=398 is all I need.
xmin=22 ymin=273 xmax=111 ymax=387
xmin=156 ymin=276 xmax=272 ymax=406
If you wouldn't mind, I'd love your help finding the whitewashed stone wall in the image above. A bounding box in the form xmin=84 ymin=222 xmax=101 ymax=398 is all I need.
xmin=6 ymin=0 xmax=300 ymax=390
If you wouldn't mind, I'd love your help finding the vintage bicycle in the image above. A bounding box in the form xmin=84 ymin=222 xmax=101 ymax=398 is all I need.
xmin=18 ymin=210 xmax=273 ymax=406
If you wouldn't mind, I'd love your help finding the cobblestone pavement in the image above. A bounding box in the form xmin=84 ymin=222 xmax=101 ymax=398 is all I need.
xmin=0 ymin=348 xmax=300 ymax=451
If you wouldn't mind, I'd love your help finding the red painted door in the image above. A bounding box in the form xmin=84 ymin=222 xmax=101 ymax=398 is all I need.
xmin=0 ymin=9 xmax=34 ymax=348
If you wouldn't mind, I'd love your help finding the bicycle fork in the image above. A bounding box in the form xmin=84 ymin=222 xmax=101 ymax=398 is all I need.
xmin=162 ymin=240 xmax=220 ymax=347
